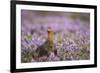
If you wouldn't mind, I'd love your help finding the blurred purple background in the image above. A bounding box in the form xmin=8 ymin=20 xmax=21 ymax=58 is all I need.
xmin=21 ymin=10 xmax=90 ymax=63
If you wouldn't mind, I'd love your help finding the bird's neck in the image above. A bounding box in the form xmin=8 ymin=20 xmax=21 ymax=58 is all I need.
xmin=47 ymin=30 xmax=54 ymax=44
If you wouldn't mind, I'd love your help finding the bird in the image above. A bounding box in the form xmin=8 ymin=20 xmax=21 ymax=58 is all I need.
xmin=35 ymin=27 xmax=55 ymax=58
